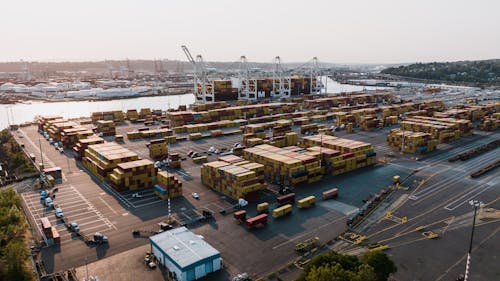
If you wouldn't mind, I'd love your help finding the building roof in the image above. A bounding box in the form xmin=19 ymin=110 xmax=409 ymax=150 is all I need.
xmin=149 ymin=227 xmax=220 ymax=270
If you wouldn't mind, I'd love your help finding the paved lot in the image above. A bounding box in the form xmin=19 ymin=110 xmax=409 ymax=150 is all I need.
xmin=12 ymin=122 xmax=500 ymax=281
xmin=350 ymin=130 xmax=500 ymax=281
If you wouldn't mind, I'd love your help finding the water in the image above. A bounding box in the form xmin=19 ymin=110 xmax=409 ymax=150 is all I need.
xmin=322 ymin=76 xmax=390 ymax=94
xmin=0 ymin=94 xmax=195 ymax=130
xmin=0 ymin=78 xmax=388 ymax=130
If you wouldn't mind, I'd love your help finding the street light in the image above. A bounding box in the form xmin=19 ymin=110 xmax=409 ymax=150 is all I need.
xmin=463 ymin=199 xmax=483 ymax=281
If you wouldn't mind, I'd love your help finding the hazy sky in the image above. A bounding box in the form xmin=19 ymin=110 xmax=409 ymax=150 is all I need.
xmin=1 ymin=0 xmax=499 ymax=64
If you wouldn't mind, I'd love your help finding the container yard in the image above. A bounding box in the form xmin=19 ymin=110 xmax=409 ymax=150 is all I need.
xmin=9 ymin=92 xmax=500 ymax=281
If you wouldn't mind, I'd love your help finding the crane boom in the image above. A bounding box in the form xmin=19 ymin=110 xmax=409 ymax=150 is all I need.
xmin=181 ymin=45 xmax=196 ymax=65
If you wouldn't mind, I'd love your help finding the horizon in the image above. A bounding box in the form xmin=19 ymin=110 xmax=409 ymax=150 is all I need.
xmin=0 ymin=0 xmax=499 ymax=64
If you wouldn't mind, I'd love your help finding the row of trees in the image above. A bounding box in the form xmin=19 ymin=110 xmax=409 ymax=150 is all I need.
xmin=0 ymin=187 xmax=34 ymax=281
xmin=0 ymin=129 xmax=37 ymax=178
xmin=296 ymin=250 xmax=397 ymax=281
xmin=381 ymin=59 xmax=500 ymax=86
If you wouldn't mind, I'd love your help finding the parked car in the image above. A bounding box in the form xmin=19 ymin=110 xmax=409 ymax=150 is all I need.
xmin=55 ymin=207 xmax=63 ymax=218
xmin=44 ymin=197 xmax=54 ymax=208
xmin=192 ymin=192 xmax=200 ymax=200
xmin=233 ymin=142 xmax=241 ymax=148
xmin=71 ymin=222 xmax=80 ymax=233
xmin=132 ymin=193 xmax=143 ymax=198
xmin=58 ymin=147 xmax=64 ymax=153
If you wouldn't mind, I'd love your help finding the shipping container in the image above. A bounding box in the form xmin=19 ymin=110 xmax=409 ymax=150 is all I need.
xmin=234 ymin=210 xmax=247 ymax=222
xmin=322 ymin=188 xmax=338 ymax=200
xmin=246 ymin=213 xmax=268 ymax=228
xmin=297 ymin=196 xmax=316 ymax=208
xmin=272 ymin=204 xmax=293 ymax=218
xmin=257 ymin=202 xmax=269 ymax=213
xmin=277 ymin=193 xmax=295 ymax=205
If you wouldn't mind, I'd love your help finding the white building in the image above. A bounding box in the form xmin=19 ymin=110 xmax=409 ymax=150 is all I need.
xmin=149 ymin=227 xmax=221 ymax=281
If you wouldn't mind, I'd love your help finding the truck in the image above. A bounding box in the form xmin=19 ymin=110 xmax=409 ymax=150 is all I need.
xmin=246 ymin=214 xmax=268 ymax=228
xmin=297 ymin=196 xmax=316 ymax=208
xmin=322 ymin=188 xmax=338 ymax=200
xmin=276 ymin=193 xmax=295 ymax=205
xmin=272 ymin=204 xmax=293 ymax=218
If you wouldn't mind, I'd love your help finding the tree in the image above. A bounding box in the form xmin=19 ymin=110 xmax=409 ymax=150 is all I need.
xmin=297 ymin=251 xmax=389 ymax=281
xmin=306 ymin=263 xmax=350 ymax=281
xmin=362 ymin=250 xmax=397 ymax=281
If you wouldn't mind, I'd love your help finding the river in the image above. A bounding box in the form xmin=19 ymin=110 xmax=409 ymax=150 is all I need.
xmin=0 ymin=79 xmax=388 ymax=130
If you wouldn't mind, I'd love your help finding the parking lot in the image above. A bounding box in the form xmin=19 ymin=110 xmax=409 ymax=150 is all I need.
xmin=22 ymin=183 xmax=116 ymax=244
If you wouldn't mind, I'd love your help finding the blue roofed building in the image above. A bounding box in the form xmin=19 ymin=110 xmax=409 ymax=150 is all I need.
xmin=149 ymin=227 xmax=221 ymax=281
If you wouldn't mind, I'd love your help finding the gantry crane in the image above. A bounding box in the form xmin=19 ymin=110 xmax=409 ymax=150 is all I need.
xmin=271 ymin=56 xmax=291 ymax=99
xmin=181 ymin=45 xmax=214 ymax=103
xmin=310 ymin=57 xmax=324 ymax=95
xmin=238 ymin=56 xmax=258 ymax=101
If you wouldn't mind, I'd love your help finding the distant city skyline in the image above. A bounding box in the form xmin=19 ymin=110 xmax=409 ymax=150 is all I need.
xmin=0 ymin=0 xmax=499 ymax=64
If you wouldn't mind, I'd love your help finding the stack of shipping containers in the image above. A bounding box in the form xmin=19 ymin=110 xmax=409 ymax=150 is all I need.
xmin=147 ymin=139 xmax=168 ymax=160
xmin=301 ymin=135 xmax=376 ymax=176
xmin=109 ymin=159 xmax=156 ymax=192
xmin=242 ymin=144 xmax=322 ymax=185
xmin=201 ymin=160 xmax=266 ymax=201
xmin=154 ymin=171 xmax=183 ymax=199
xmin=96 ymin=120 xmax=116 ymax=136
xmin=82 ymin=143 xmax=139 ymax=181
xmin=73 ymin=136 xmax=104 ymax=159
xmin=387 ymin=129 xmax=438 ymax=154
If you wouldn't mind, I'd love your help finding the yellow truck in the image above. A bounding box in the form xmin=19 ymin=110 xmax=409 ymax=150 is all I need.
xmin=272 ymin=204 xmax=292 ymax=218
xmin=297 ymin=196 xmax=316 ymax=208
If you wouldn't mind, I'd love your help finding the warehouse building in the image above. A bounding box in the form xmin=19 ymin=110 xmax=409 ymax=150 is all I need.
xmin=149 ymin=227 xmax=221 ymax=281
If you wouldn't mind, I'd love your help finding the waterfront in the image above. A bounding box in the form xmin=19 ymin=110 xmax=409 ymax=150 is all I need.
xmin=0 ymin=79 xmax=387 ymax=129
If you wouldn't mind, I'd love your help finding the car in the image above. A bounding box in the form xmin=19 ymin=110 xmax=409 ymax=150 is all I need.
xmin=54 ymin=143 xmax=59 ymax=148
xmin=154 ymin=161 xmax=162 ymax=168
xmin=55 ymin=207 xmax=63 ymax=218
xmin=58 ymin=147 xmax=64 ymax=153
xmin=49 ymin=138 xmax=54 ymax=144
xmin=208 ymin=147 xmax=216 ymax=153
xmin=97 ymin=132 xmax=104 ymax=137
xmin=190 ymin=152 xmax=201 ymax=158
xmin=132 ymin=193 xmax=143 ymax=198
xmin=192 ymin=192 xmax=200 ymax=200
xmin=187 ymin=151 xmax=194 ymax=158
xmin=213 ymin=149 xmax=220 ymax=154
xmin=233 ymin=142 xmax=241 ymax=148
xmin=44 ymin=197 xmax=54 ymax=208
xmin=71 ymin=222 xmax=80 ymax=233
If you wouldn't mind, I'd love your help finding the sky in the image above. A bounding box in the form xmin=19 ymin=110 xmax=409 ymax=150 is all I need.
xmin=0 ymin=0 xmax=499 ymax=64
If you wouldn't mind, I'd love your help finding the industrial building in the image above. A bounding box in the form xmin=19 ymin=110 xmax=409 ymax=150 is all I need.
xmin=149 ymin=227 xmax=221 ymax=281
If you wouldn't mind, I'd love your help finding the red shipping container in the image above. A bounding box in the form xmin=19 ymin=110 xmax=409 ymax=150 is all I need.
xmin=234 ymin=210 xmax=247 ymax=221
xmin=246 ymin=213 xmax=268 ymax=228
xmin=277 ymin=193 xmax=295 ymax=205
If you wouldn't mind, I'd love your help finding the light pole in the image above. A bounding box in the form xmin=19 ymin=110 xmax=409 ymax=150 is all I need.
xmin=463 ymin=200 xmax=483 ymax=281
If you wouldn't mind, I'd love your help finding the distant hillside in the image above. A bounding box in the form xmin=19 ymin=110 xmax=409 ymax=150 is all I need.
xmin=381 ymin=59 xmax=500 ymax=86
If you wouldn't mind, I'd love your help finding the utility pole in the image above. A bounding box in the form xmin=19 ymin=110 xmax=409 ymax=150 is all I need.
xmin=463 ymin=200 xmax=483 ymax=281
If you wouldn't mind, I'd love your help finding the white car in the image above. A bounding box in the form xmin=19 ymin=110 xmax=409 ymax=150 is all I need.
xmin=132 ymin=193 xmax=143 ymax=198
xmin=55 ymin=207 xmax=63 ymax=218
xmin=208 ymin=147 xmax=216 ymax=153
xmin=233 ymin=143 xmax=241 ymax=148
xmin=192 ymin=192 xmax=200 ymax=200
